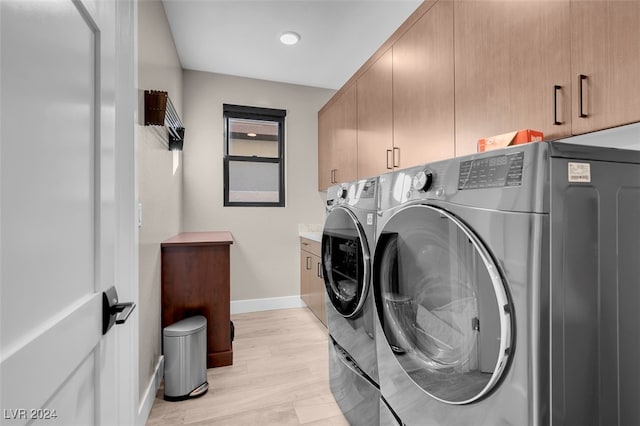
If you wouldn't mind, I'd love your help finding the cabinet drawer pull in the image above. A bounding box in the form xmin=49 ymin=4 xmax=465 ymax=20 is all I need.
xmin=553 ymin=85 xmax=562 ymax=125
xmin=386 ymin=150 xmax=393 ymax=170
xmin=579 ymin=74 xmax=588 ymax=118
xmin=393 ymin=147 xmax=400 ymax=168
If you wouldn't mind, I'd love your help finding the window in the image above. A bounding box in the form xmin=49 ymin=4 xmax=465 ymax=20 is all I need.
xmin=223 ymin=104 xmax=286 ymax=207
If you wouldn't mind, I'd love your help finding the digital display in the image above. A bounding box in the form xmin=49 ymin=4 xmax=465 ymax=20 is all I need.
xmin=458 ymin=152 xmax=524 ymax=190
xmin=361 ymin=179 xmax=376 ymax=198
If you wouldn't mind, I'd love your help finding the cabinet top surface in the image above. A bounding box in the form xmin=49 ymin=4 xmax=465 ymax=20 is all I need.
xmin=161 ymin=231 xmax=234 ymax=247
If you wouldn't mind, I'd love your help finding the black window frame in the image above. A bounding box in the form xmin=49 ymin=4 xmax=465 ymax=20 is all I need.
xmin=223 ymin=104 xmax=286 ymax=207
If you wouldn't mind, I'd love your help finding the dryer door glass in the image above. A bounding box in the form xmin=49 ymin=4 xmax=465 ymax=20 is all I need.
xmin=374 ymin=204 xmax=512 ymax=404
xmin=322 ymin=207 xmax=370 ymax=318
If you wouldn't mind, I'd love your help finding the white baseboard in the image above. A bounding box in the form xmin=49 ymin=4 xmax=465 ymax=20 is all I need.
xmin=231 ymin=296 xmax=305 ymax=314
xmin=137 ymin=355 xmax=164 ymax=426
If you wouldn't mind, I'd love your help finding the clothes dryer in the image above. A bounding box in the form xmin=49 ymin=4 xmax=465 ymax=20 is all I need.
xmin=322 ymin=178 xmax=379 ymax=425
xmin=373 ymin=141 xmax=640 ymax=425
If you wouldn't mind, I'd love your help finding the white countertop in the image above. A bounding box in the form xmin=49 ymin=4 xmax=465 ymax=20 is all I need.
xmin=299 ymin=231 xmax=322 ymax=242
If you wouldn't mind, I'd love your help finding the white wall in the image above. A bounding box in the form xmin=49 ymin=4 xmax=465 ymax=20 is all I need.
xmin=137 ymin=0 xmax=183 ymax=404
xmin=182 ymin=71 xmax=334 ymax=302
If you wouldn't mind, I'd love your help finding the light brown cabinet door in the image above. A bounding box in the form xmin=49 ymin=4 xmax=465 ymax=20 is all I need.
xmin=333 ymin=85 xmax=358 ymax=184
xmin=571 ymin=0 xmax=640 ymax=135
xmin=317 ymin=85 xmax=358 ymax=190
xmin=300 ymin=249 xmax=326 ymax=326
xmin=315 ymin=258 xmax=327 ymax=326
xmin=318 ymin=107 xmax=333 ymax=191
xmin=454 ymin=0 xmax=572 ymax=157
xmin=393 ymin=0 xmax=455 ymax=168
xmin=357 ymin=48 xmax=394 ymax=179
xmin=300 ymin=251 xmax=313 ymax=308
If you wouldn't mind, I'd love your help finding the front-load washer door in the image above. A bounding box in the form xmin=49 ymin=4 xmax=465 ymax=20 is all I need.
xmin=322 ymin=206 xmax=370 ymax=318
xmin=374 ymin=204 xmax=513 ymax=405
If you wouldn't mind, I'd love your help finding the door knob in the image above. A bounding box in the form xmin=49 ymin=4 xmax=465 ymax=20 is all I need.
xmin=102 ymin=286 xmax=136 ymax=335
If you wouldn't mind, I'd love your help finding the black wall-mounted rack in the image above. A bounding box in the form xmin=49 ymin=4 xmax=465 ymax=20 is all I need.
xmin=144 ymin=90 xmax=185 ymax=151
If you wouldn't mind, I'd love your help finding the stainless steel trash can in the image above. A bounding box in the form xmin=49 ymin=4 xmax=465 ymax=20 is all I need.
xmin=163 ymin=315 xmax=208 ymax=401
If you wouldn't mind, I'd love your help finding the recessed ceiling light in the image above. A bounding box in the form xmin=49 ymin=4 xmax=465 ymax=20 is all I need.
xmin=247 ymin=132 xmax=257 ymax=137
xmin=280 ymin=31 xmax=300 ymax=46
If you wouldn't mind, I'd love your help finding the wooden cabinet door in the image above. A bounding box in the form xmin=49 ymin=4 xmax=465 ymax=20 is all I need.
xmin=318 ymin=107 xmax=333 ymax=190
xmin=300 ymin=239 xmax=327 ymax=326
xmin=393 ymin=0 xmax=455 ymax=168
xmin=571 ymin=0 xmax=640 ymax=135
xmin=314 ymin=256 xmax=327 ymax=326
xmin=332 ymin=84 xmax=358 ymax=184
xmin=300 ymin=250 xmax=314 ymax=307
xmin=357 ymin=48 xmax=394 ymax=179
xmin=300 ymin=251 xmax=327 ymax=326
xmin=454 ymin=0 xmax=572 ymax=157
xmin=317 ymin=85 xmax=358 ymax=190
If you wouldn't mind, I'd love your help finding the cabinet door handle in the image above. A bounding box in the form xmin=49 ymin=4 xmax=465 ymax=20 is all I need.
xmin=306 ymin=256 xmax=312 ymax=270
xmin=317 ymin=262 xmax=323 ymax=279
xmin=553 ymin=85 xmax=563 ymax=125
xmin=386 ymin=150 xmax=393 ymax=170
xmin=579 ymin=74 xmax=588 ymax=118
xmin=393 ymin=147 xmax=400 ymax=168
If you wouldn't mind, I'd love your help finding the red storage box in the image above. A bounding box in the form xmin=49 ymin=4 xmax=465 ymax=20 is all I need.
xmin=477 ymin=129 xmax=544 ymax=152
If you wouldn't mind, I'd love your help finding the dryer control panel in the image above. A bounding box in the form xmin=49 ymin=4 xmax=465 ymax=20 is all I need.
xmin=327 ymin=178 xmax=377 ymax=209
xmin=458 ymin=151 xmax=525 ymax=190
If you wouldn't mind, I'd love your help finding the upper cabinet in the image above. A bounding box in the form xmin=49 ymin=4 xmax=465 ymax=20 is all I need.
xmin=357 ymin=48 xmax=393 ymax=179
xmin=356 ymin=0 xmax=454 ymax=181
xmin=318 ymin=84 xmax=357 ymax=190
xmin=317 ymin=0 xmax=640 ymax=191
xmin=454 ymin=0 xmax=572 ymax=156
xmin=393 ymin=0 xmax=455 ymax=168
xmin=570 ymin=0 xmax=640 ymax=135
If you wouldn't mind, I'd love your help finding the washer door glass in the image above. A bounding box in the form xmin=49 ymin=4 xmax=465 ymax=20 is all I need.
xmin=374 ymin=204 xmax=512 ymax=404
xmin=322 ymin=207 xmax=370 ymax=318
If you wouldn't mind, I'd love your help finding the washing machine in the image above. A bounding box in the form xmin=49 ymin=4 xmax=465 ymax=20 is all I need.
xmin=322 ymin=178 xmax=380 ymax=425
xmin=373 ymin=141 xmax=640 ymax=425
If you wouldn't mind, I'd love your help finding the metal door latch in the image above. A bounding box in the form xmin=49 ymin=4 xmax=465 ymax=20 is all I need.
xmin=102 ymin=286 xmax=136 ymax=335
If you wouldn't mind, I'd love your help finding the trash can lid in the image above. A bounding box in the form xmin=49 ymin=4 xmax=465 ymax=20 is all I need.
xmin=163 ymin=315 xmax=207 ymax=337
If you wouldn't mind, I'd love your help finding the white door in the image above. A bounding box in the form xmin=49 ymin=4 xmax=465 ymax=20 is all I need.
xmin=1 ymin=1 xmax=136 ymax=425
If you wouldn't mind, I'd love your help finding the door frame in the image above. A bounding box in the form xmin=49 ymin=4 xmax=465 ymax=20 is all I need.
xmin=113 ymin=0 xmax=138 ymax=424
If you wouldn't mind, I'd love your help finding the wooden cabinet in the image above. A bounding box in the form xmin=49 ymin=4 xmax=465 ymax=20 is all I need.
xmin=570 ymin=0 xmax=640 ymax=135
xmin=161 ymin=231 xmax=234 ymax=368
xmin=320 ymin=1 xmax=455 ymax=181
xmin=392 ymin=0 xmax=455 ymax=168
xmin=454 ymin=0 xmax=572 ymax=157
xmin=300 ymin=237 xmax=326 ymax=326
xmin=357 ymin=48 xmax=394 ymax=179
xmin=454 ymin=0 xmax=640 ymax=154
xmin=318 ymin=0 xmax=640 ymax=182
xmin=318 ymin=84 xmax=357 ymax=190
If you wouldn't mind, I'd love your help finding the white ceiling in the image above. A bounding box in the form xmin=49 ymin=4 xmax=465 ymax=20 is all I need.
xmin=161 ymin=0 xmax=422 ymax=90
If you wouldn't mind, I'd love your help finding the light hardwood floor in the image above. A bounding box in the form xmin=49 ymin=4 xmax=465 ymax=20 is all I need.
xmin=146 ymin=308 xmax=349 ymax=425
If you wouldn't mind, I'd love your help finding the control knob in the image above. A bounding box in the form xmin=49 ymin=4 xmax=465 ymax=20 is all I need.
xmin=337 ymin=186 xmax=348 ymax=200
xmin=412 ymin=170 xmax=433 ymax=192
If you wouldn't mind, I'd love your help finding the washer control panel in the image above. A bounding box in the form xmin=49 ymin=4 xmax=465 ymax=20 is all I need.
xmin=458 ymin=151 xmax=525 ymax=190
